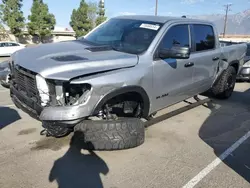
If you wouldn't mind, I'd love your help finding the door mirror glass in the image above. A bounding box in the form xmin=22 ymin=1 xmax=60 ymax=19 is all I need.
xmin=159 ymin=46 xmax=190 ymax=59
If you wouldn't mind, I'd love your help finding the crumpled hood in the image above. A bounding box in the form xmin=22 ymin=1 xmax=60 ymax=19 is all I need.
xmin=12 ymin=40 xmax=138 ymax=80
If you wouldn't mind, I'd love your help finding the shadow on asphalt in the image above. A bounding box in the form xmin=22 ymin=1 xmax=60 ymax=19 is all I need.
xmin=49 ymin=131 xmax=109 ymax=188
xmin=0 ymin=106 xmax=21 ymax=129
xmin=199 ymin=88 xmax=250 ymax=183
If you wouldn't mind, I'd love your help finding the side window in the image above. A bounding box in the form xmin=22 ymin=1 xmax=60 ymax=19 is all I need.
xmin=0 ymin=43 xmax=4 ymax=47
xmin=4 ymin=43 xmax=11 ymax=47
xmin=193 ymin=25 xmax=215 ymax=52
xmin=8 ymin=43 xmax=19 ymax=46
xmin=160 ymin=25 xmax=190 ymax=49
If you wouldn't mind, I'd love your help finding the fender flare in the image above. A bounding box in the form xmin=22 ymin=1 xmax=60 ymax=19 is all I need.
xmin=213 ymin=60 xmax=240 ymax=86
xmin=92 ymin=86 xmax=150 ymax=118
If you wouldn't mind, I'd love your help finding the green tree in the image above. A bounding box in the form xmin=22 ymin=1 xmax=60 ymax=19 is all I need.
xmin=0 ymin=4 xmax=4 ymax=28
xmin=96 ymin=0 xmax=107 ymax=26
xmin=0 ymin=4 xmax=9 ymax=40
xmin=70 ymin=0 xmax=92 ymax=38
xmin=27 ymin=0 xmax=56 ymax=43
xmin=87 ymin=2 xmax=97 ymax=28
xmin=1 ymin=0 xmax=25 ymax=38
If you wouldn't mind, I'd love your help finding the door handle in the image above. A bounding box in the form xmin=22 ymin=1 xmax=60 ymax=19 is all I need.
xmin=212 ymin=57 xmax=220 ymax=61
xmin=184 ymin=62 xmax=194 ymax=68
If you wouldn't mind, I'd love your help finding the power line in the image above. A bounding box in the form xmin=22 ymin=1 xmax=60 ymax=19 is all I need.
xmin=223 ymin=3 xmax=232 ymax=37
xmin=155 ymin=0 xmax=158 ymax=16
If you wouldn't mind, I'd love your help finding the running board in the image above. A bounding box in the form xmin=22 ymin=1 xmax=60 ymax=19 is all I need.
xmin=145 ymin=97 xmax=211 ymax=128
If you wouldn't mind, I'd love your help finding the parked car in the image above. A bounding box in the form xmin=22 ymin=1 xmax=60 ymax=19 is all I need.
xmin=9 ymin=15 xmax=247 ymax=150
xmin=237 ymin=43 xmax=250 ymax=81
xmin=0 ymin=41 xmax=26 ymax=57
xmin=0 ymin=60 xmax=10 ymax=88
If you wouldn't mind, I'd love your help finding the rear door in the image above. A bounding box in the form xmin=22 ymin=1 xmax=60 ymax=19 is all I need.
xmin=7 ymin=42 xmax=21 ymax=54
xmin=190 ymin=24 xmax=221 ymax=93
xmin=152 ymin=24 xmax=195 ymax=112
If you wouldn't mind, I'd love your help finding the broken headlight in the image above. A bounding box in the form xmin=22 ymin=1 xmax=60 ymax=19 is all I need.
xmin=64 ymin=83 xmax=91 ymax=106
xmin=36 ymin=74 xmax=50 ymax=107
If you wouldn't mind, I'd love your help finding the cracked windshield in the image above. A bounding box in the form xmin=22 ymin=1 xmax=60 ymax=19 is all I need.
xmin=0 ymin=0 xmax=250 ymax=188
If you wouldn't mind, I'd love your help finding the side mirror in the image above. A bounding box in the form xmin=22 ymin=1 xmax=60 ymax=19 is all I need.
xmin=158 ymin=46 xmax=190 ymax=59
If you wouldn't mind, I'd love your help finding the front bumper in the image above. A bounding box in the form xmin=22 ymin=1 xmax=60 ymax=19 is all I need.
xmin=39 ymin=105 xmax=92 ymax=124
xmin=237 ymin=67 xmax=250 ymax=81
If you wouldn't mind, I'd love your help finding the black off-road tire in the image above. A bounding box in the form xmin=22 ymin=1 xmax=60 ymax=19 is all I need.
xmin=74 ymin=118 xmax=145 ymax=151
xmin=211 ymin=66 xmax=237 ymax=99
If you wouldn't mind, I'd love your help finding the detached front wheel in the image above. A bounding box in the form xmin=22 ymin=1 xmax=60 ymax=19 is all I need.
xmin=211 ymin=66 xmax=237 ymax=99
xmin=74 ymin=118 xmax=145 ymax=151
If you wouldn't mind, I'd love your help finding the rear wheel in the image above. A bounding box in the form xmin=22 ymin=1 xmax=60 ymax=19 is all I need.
xmin=211 ymin=66 xmax=237 ymax=99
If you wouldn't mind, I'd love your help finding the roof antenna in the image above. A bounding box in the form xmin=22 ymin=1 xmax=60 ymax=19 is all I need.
xmin=182 ymin=15 xmax=186 ymax=18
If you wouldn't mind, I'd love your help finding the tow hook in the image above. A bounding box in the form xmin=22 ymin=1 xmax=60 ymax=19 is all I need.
xmin=40 ymin=129 xmax=52 ymax=137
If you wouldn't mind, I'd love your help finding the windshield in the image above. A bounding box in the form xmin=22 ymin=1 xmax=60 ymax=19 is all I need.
xmin=79 ymin=18 xmax=163 ymax=54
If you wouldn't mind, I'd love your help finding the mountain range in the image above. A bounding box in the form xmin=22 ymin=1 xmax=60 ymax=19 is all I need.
xmin=189 ymin=9 xmax=250 ymax=35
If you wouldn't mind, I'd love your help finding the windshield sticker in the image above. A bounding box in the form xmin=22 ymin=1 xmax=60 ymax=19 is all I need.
xmin=139 ymin=23 xmax=160 ymax=31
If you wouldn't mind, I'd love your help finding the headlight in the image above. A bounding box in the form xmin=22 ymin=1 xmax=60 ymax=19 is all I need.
xmin=36 ymin=74 xmax=50 ymax=106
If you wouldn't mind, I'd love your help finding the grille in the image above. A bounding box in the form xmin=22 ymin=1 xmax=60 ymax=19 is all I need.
xmin=13 ymin=65 xmax=40 ymax=102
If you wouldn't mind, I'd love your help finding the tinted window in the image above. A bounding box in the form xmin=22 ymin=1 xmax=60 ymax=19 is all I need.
xmin=7 ymin=43 xmax=19 ymax=46
xmin=193 ymin=25 xmax=215 ymax=51
xmin=160 ymin=25 xmax=190 ymax=49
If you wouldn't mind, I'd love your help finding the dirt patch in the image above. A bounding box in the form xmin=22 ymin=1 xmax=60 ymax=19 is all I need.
xmin=18 ymin=128 xmax=37 ymax=135
xmin=30 ymin=134 xmax=72 ymax=151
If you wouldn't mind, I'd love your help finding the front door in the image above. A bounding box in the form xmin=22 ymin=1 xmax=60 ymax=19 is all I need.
xmin=151 ymin=24 xmax=195 ymax=112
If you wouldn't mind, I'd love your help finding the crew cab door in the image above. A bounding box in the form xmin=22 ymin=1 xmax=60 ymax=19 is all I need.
xmin=190 ymin=24 xmax=221 ymax=93
xmin=152 ymin=24 xmax=195 ymax=112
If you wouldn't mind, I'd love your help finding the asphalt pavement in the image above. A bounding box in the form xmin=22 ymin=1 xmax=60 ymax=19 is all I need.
xmin=0 ymin=80 xmax=250 ymax=188
xmin=0 ymin=57 xmax=10 ymax=63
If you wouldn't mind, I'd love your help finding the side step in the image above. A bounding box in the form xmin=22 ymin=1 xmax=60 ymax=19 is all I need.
xmin=145 ymin=96 xmax=212 ymax=128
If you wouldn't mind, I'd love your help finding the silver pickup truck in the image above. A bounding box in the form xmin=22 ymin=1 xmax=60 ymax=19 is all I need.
xmin=9 ymin=15 xmax=247 ymax=150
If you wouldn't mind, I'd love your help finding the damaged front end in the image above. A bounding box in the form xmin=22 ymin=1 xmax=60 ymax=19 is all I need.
xmin=10 ymin=64 xmax=94 ymax=125
xmin=10 ymin=65 xmax=96 ymax=137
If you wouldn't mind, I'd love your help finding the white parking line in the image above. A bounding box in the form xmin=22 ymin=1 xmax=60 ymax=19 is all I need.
xmin=0 ymin=90 xmax=8 ymax=93
xmin=0 ymin=104 xmax=15 ymax=108
xmin=183 ymin=131 xmax=250 ymax=188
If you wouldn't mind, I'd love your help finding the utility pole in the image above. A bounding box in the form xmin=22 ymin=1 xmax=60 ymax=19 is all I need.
xmin=223 ymin=3 xmax=232 ymax=38
xmin=155 ymin=0 xmax=158 ymax=16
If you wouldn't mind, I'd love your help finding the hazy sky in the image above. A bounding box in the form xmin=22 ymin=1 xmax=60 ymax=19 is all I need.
xmin=2 ymin=0 xmax=250 ymax=27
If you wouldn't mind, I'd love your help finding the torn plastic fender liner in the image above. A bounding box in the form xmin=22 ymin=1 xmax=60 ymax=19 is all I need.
xmin=92 ymin=85 xmax=150 ymax=118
